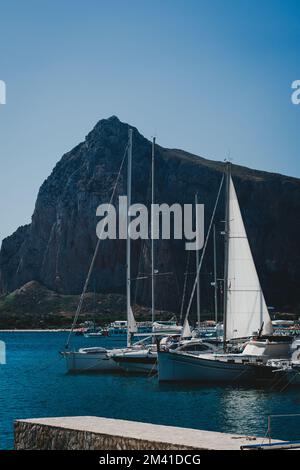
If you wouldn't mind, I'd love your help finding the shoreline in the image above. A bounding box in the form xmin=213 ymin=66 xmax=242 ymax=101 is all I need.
xmin=0 ymin=329 xmax=71 ymax=332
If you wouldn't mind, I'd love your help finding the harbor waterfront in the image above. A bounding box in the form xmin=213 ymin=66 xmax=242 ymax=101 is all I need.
xmin=1 ymin=331 xmax=300 ymax=449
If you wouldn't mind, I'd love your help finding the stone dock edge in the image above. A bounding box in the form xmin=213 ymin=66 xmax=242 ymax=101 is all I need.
xmin=14 ymin=416 xmax=283 ymax=450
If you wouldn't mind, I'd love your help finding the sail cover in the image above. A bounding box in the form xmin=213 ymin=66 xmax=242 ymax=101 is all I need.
xmin=226 ymin=177 xmax=273 ymax=340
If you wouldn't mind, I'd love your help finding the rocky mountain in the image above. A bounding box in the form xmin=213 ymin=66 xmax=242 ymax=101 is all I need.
xmin=0 ymin=116 xmax=300 ymax=318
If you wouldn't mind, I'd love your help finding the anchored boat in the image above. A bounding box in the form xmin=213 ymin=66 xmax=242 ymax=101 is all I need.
xmin=111 ymin=137 xmax=184 ymax=374
xmin=112 ymin=336 xmax=220 ymax=374
xmin=63 ymin=346 xmax=123 ymax=372
xmin=158 ymin=164 xmax=292 ymax=382
xmin=62 ymin=129 xmax=143 ymax=372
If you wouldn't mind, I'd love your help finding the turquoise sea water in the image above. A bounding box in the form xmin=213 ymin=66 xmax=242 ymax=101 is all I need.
xmin=1 ymin=332 xmax=300 ymax=449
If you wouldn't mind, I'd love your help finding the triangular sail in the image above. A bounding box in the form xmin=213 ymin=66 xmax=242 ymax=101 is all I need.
xmin=181 ymin=319 xmax=192 ymax=339
xmin=128 ymin=306 xmax=138 ymax=334
xmin=226 ymin=177 xmax=273 ymax=340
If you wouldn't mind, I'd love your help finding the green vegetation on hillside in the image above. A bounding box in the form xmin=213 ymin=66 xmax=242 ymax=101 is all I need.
xmin=0 ymin=281 xmax=176 ymax=329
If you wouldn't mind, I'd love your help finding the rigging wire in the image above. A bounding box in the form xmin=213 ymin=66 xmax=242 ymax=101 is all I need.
xmin=182 ymin=174 xmax=224 ymax=330
xmin=65 ymin=141 xmax=129 ymax=349
xmin=179 ymin=251 xmax=191 ymax=324
xmin=134 ymin=153 xmax=152 ymax=308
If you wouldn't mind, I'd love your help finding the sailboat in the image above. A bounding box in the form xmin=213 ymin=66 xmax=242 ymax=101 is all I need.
xmin=62 ymin=129 xmax=142 ymax=372
xmin=112 ymin=143 xmax=216 ymax=374
xmin=111 ymin=137 xmax=159 ymax=373
xmin=158 ymin=164 xmax=292 ymax=382
xmin=113 ymin=321 xmax=220 ymax=373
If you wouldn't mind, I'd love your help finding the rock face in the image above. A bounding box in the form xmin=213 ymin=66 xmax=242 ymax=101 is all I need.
xmin=0 ymin=116 xmax=300 ymax=314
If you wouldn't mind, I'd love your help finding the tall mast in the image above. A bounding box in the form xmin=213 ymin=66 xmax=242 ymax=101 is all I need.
xmin=213 ymin=224 xmax=218 ymax=324
xmin=127 ymin=128 xmax=133 ymax=347
xmin=195 ymin=192 xmax=201 ymax=327
xmin=223 ymin=162 xmax=231 ymax=349
xmin=151 ymin=137 xmax=156 ymax=326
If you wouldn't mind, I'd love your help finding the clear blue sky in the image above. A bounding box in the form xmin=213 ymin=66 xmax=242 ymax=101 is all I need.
xmin=0 ymin=0 xmax=299 ymax=242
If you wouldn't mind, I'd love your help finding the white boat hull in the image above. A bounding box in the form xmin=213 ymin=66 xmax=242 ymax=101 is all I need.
xmin=63 ymin=350 xmax=121 ymax=372
xmin=158 ymin=351 xmax=258 ymax=382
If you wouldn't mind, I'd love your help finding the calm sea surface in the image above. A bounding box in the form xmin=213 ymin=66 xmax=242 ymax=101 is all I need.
xmin=1 ymin=331 xmax=300 ymax=449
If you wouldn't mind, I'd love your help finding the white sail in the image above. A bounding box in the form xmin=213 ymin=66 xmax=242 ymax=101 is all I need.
xmin=226 ymin=177 xmax=273 ymax=340
xmin=181 ymin=319 xmax=192 ymax=339
xmin=128 ymin=306 xmax=138 ymax=334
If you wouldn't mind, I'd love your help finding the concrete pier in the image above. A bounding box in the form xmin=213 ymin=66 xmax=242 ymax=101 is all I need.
xmin=14 ymin=416 xmax=282 ymax=450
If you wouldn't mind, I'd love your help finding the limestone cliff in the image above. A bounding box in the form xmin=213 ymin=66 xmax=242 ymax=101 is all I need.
xmin=1 ymin=116 xmax=299 ymax=314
